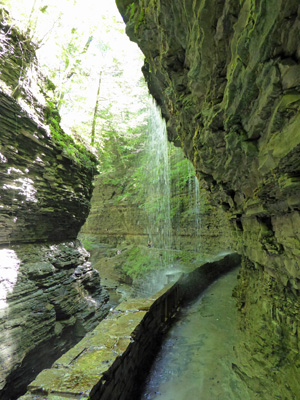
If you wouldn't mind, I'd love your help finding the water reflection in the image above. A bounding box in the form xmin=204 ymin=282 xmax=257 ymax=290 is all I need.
xmin=141 ymin=268 xmax=252 ymax=400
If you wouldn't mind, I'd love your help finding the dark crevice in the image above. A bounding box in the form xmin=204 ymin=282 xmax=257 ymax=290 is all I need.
xmin=0 ymin=322 xmax=87 ymax=400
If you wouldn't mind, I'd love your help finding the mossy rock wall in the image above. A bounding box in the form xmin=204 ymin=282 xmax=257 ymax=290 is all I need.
xmin=80 ymin=175 xmax=148 ymax=247
xmin=116 ymin=0 xmax=300 ymax=397
xmin=81 ymin=174 xmax=232 ymax=257
xmin=0 ymin=9 xmax=97 ymax=245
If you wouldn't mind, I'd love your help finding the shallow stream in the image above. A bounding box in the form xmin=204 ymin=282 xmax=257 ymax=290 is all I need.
xmin=141 ymin=268 xmax=251 ymax=400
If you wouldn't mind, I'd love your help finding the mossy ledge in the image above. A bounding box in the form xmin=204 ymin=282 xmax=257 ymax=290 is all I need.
xmin=20 ymin=254 xmax=240 ymax=400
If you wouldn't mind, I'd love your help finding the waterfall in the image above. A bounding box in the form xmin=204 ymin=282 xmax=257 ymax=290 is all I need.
xmin=169 ymin=145 xmax=201 ymax=253
xmin=171 ymin=146 xmax=186 ymax=250
xmin=194 ymin=176 xmax=201 ymax=251
xmin=144 ymin=99 xmax=172 ymax=266
xmin=187 ymin=163 xmax=201 ymax=251
xmin=136 ymin=98 xmax=202 ymax=296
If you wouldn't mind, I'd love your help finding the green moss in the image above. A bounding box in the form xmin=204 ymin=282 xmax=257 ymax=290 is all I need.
xmin=126 ymin=2 xmax=136 ymax=20
xmin=127 ymin=2 xmax=146 ymax=34
xmin=241 ymin=140 xmax=258 ymax=156
xmin=45 ymin=100 xmax=98 ymax=171
xmin=134 ymin=7 xmax=145 ymax=33
xmin=80 ymin=238 xmax=94 ymax=252
xmin=121 ymin=247 xmax=164 ymax=279
xmin=174 ymin=250 xmax=200 ymax=265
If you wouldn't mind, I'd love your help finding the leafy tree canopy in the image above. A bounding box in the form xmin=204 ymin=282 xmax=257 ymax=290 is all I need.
xmin=1 ymin=0 xmax=149 ymax=175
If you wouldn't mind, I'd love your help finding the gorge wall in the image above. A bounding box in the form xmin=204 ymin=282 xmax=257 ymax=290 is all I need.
xmin=116 ymin=0 xmax=300 ymax=398
xmin=79 ymin=163 xmax=232 ymax=297
xmin=80 ymin=173 xmax=231 ymax=253
xmin=0 ymin=10 xmax=108 ymax=399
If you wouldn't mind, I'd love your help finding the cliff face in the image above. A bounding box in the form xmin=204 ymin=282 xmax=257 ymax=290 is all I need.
xmin=80 ymin=163 xmax=231 ymax=299
xmin=81 ymin=172 xmax=231 ymax=254
xmin=0 ymin=89 xmax=94 ymax=244
xmin=0 ymin=11 xmax=108 ymax=399
xmin=116 ymin=0 xmax=300 ymax=397
xmin=0 ymin=9 xmax=95 ymax=245
xmin=80 ymin=175 xmax=147 ymax=247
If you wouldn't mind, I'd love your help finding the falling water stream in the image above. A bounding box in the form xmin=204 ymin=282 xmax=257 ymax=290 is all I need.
xmin=131 ymin=99 xmax=175 ymax=297
xmin=145 ymin=99 xmax=172 ymax=259
xmin=193 ymin=176 xmax=201 ymax=251
xmin=187 ymin=163 xmax=201 ymax=251
xmin=137 ymin=99 xmax=204 ymax=296
xmin=141 ymin=268 xmax=251 ymax=400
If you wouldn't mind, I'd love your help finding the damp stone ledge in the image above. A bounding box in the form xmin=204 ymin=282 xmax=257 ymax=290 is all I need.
xmin=20 ymin=253 xmax=241 ymax=400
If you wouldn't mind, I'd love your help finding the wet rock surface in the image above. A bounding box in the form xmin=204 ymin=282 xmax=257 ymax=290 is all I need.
xmin=80 ymin=175 xmax=148 ymax=247
xmin=80 ymin=172 xmax=233 ymax=300
xmin=19 ymin=286 xmax=181 ymax=400
xmin=81 ymin=170 xmax=231 ymax=258
xmin=233 ymin=257 xmax=300 ymax=400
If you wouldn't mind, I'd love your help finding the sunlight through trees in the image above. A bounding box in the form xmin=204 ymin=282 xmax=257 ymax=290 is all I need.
xmin=1 ymin=0 xmax=148 ymax=173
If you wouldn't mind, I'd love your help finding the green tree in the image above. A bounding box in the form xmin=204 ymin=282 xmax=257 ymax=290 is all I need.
xmin=91 ymin=70 xmax=102 ymax=145
xmin=2 ymin=0 xmax=149 ymax=175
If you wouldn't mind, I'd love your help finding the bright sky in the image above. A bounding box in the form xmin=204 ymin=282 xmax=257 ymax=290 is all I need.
xmin=1 ymin=0 xmax=147 ymax=135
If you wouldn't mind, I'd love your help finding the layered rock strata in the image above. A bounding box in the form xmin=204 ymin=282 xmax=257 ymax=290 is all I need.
xmin=82 ymin=174 xmax=231 ymax=255
xmin=0 ymin=9 xmax=95 ymax=245
xmin=116 ymin=0 xmax=300 ymax=397
xmin=80 ymin=175 xmax=148 ymax=247
xmin=0 ymin=10 xmax=108 ymax=399
xmin=0 ymin=241 xmax=108 ymax=400
xmin=80 ymin=171 xmax=232 ymax=301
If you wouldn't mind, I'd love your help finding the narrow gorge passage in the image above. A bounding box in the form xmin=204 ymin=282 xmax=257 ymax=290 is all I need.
xmin=141 ymin=268 xmax=251 ymax=400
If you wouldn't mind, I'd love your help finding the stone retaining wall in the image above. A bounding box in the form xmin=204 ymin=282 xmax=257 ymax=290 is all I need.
xmin=20 ymin=254 xmax=240 ymax=400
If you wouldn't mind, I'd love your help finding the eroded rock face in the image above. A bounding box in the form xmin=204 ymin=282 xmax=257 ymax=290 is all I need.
xmin=81 ymin=173 xmax=231 ymax=252
xmin=233 ymin=257 xmax=300 ymax=400
xmin=19 ymin=254 xmax=240 ymax=400
xmin=0 ymin=89 xmax=95 ymax=244
xmin=0 ymin=241 xmax=108 ymax=399
xmin=116 ymin=0 xmax=300 ymax=397
xmin=0 ymin=10 xmax=95 ymax=245
xmin=80 ymin=175 xmax=148 ymax=247
xmin=80 ymin=169 xmax=232 ymax=300
xmin=0 ymin=11 xmax=108 ymax=399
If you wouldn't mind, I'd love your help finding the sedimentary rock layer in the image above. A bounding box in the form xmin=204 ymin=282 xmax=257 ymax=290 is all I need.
xmin=80 ymin=175 xmax=148 ymax=246
xmin=81 ymin=169 xmax=231 ymax=257
xmin=0 ymin=241 xmax=108 ymax=399
xmin=0 ymin=10 xmax=108 ymax=399
xmin=0 ymin=9 xmax=96 ymax=245
xmin=0 ymin=89 xmax=95 ymax=244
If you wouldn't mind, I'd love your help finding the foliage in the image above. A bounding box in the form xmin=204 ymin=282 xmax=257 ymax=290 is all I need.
xmin=121 ymin=247 xmax=163 ymax=279
xmin=170 ymin=149 xmax=194 ymax=189
xmin=120 ymin=246 xmax=203 ymax=279
xmin=45 ymin=99 xmax=97 ymax=171
xmin=3 ymin=0 xmax=147 ymax=162
xmin=80 ymin=238 xmax=95 ymax=252
xmin=174 ymin=250 xmax=201 ymax=265
xmin=131 ymin=141 xmax=196 ymax=222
